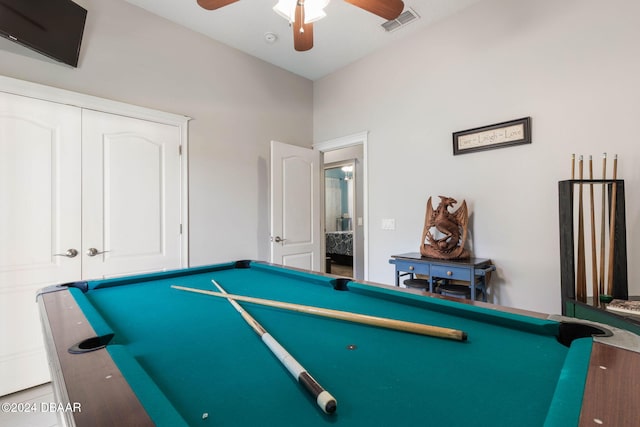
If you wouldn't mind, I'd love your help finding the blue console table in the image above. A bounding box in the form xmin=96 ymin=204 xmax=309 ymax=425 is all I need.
xmin=389 ymin=252 xmax=495 ymax=302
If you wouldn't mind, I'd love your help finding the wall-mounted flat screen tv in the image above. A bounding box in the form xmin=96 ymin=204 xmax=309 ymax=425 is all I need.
xmin=0 ymin=0 xmax=87 ymax=67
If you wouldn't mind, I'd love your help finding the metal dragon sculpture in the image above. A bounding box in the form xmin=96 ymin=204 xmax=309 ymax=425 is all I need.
xmin=420 ymin=196 xmax=470 ymax=259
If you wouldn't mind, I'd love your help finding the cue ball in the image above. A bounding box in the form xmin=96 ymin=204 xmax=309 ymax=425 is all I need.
xmin=202 ymin=413 xmax=208 ymax=420
xmin=346 ymin=344 xmax=357 ymax=350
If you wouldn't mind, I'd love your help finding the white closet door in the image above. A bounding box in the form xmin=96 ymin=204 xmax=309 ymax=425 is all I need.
xmin=270 ymin=140 xmax=321 ymax=271
xmin=0 ymin=91 xmax=82 ymax=395
xmin=81 ymin=110 xmax=183 ymax=279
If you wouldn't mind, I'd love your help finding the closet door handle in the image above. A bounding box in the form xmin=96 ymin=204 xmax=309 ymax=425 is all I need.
xmin=87 ymin=248 xmax=110 ymax=257
xmin=53 ymin=249 xmax=78 ymax=258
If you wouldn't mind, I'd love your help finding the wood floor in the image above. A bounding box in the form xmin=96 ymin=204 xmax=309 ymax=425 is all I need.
xmin=328 ymin=262 xmax=353 ymax=277
xmin=0 ymin=383 xmax=57 ymax=427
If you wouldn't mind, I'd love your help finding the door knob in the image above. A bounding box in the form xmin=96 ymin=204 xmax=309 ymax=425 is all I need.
xmin=271 ymin=236 xmax=286 ymax=243
xmin=87 ymin=248 xmax=110 ymax=257
xmin=53 ymin=249 xmax=78 ymax=258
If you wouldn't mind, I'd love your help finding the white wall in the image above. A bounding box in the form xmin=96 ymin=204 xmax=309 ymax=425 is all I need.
xmin=314 ymin=0 xmax=640 ymax=314
xmin=0 ymin=0 xmax=313 ymax=266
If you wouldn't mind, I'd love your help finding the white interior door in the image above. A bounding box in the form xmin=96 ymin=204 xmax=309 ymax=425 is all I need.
xmin=82 ymin=110 xmax=183 ymax=279
xmin=0 ymin=92 xmax=81 ymax=395
xmin=270 ymin=140 xmax=321 ymax=271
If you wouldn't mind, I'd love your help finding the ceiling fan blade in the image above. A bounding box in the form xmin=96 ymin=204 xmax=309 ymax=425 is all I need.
xmin=344 ymin=0 xmax=404 ymax=20
xmin=197 ymin=0 xmax=239 ymax=11
xmin=293 ymin=4 xmax=313 ymax=52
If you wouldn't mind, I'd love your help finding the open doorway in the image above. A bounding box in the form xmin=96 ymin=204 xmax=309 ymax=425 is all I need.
xmin=324 ymin=160 xmax=355 ymax=277
xmin=315 ymin=131 xmax=368 ymax=280
xmin=322 ymin=144 xmax=365 ymax=279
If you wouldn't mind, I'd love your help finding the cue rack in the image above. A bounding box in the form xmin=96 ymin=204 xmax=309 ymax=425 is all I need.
xmin=558 ymin=154 xmax=628 ymax=316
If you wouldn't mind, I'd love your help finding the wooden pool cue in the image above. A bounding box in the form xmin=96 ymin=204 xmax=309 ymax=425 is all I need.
xmin=172 ymin=284 xmax=468 ymax=342
xmin=576 ymin=155 xmax=587 ymax=302
xmin=207 ymin=280 xmax=337 ymax=415
xmin=606 ymin=154 xmax=618 ymax=296
xmin=599 ymin=153 xmax=607 ymax=296
xmin=588 ymin=155 xmax=598 ymax=305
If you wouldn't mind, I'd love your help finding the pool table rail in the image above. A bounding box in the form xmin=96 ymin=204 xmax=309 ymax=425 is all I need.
xmin=37 ymin=286 xmax=157 ymax=427
xmin=579 ymin=341 xmax=640 ymax=426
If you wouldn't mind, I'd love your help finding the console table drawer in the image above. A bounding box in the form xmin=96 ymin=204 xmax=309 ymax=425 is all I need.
xmin=430 ymin=265 xmax=469 ymax=281
xmin=392 ymin=260 xmax=430 ymax=276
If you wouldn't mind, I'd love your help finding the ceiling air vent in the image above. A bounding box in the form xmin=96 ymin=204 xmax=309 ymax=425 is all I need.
xmin=381 ymin=8 xmax=420 ymax=32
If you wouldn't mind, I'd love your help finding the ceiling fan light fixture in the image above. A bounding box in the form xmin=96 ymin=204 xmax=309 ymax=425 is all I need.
xmin=273 ymin=0 xmax=329 ymax=24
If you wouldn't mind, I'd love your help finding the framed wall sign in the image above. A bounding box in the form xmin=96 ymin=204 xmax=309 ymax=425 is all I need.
xmin=453 ymin=117 xmax=531 ymax=155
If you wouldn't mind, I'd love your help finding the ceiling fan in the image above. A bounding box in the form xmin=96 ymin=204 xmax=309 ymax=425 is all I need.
xmin=196 ymin=0 xmax=405 ymax=51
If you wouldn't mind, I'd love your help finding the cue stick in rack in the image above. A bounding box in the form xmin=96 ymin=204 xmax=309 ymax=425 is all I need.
xmin=576 ymin=155 xmax=587 ymax=302
xmin=171 ymin=284 xmax=468 ymax=342
xmin=207 ymin=280 xmax=337 ymax=415
xmin=606 ymin=154 xmax=618 ymax=296
xmin=588 ymin=156 xmax=598 ymax=306
xmin=599 ymin=153 xmax=607 ymax=297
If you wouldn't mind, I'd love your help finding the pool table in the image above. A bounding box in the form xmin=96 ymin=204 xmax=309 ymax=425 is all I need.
xmin=37 ymin=261 xmax=640 ymax=427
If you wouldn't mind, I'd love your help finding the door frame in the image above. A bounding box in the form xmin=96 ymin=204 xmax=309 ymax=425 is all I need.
xmin=314 ymin=131 xmax=369 ymax=280
xmin=0 ymin=75 xmax=191 ymax=267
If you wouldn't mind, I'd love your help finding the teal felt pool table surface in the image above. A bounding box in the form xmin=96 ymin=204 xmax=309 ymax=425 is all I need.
xmin=37 ymin=261 xmax=640 ymax=426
